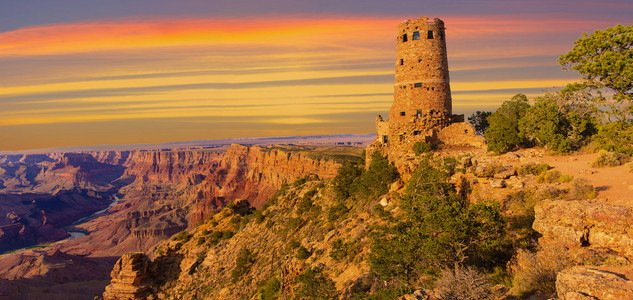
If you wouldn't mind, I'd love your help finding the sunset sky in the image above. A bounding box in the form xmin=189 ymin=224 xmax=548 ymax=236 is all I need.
xmin=1 ymin=1 xmax=632 ymax=151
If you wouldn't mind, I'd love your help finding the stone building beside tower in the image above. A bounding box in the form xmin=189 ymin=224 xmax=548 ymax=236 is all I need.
xmin=368 ymin=17 xmax=483 ymax=164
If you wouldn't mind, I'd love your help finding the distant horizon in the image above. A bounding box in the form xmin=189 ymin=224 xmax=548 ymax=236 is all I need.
xmin=2 ymin=1 xmax=632 ymax=150
xmin=0 ymin=132 xmax=376 ymax=155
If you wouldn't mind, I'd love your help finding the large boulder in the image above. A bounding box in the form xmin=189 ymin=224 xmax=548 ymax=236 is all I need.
xmin=533 ymin=200 xmax=633 ymax=260
xmin=556 ymin=266 xmax=633 ymax=299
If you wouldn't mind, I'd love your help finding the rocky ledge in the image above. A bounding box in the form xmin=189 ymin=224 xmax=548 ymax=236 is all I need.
xmin=556 ymin=266 xmax=633 ymax=299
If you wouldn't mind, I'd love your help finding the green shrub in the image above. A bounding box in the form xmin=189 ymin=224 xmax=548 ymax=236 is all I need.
xmin=485 ymin=94 xmax=531 ymax=154
xmin=626 ymin=162 xmax=633 ymax=173
xmin=287 ymin=240 xmax=301 ymax=251
xmin=196 ymin=237 xmax=206 ymax=245
xmin=412 ymin=141 xmax=433 ymax=155
xmin=296 ymin=246 xmax=311 ymax=260
xmin=253 ymin=210 xmax=265 ymax=223
xmin=517 ymin=163 xmax=551 ymax=176
xmin=287 ymin=217 xmax=303 ymax=231
xmin=327 ymin=202 xmax=349 ymax=222
xmin=332 ymin=159 xmax=363 ymax=200
xmin=592 ymin=150 xmax=630 ymax=167
xmin=207 ymin=230 xmax=234 ymax=245
xmin=231 ymin=248 xmax=256 ymax=283
xmin=230 ymin=215 xmax=242 ymax=225
xmin=355 ymin=151 xmax=399 ymax=200
xmin=172 ymin=230 xmax=193 ymax=243
xmin=330 ymin=239 xmax=347 ymax=261
xmin=593 ymin=121 xmax=633 ymax=156
xmin=294 ymin=266 xmax=337 ymax=299
xmin=293 ymin=176 xmax=308 ymax=187
xmin=370 ymin=158 xmax=507 ymax=285
xmin=568 ymin=178 xmax=596 ymax=200
xmin=297 ymin=189 xmax=317 ymax=215
xmin=228 ymin=199 xmax=254 ymax=216
xmin=537 ymin=170 xmax=562 ymax=183
xmin=468 ymin=111 xmax=492 ymax=136
xmin=256 ymin=274 xmax=281 ymax=300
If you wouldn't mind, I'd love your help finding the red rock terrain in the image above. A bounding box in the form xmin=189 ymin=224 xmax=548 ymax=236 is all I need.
xmin=0 ymin=144 xmax=342 ymax=299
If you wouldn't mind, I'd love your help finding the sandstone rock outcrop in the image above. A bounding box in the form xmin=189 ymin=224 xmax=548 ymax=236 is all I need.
xmin=533 ymin=200 xmax=633 ymax=260
xmin=556 ymin=266 xmax=633 ymax=299
xmin=103 ymin=252 xmax=151 ymax=300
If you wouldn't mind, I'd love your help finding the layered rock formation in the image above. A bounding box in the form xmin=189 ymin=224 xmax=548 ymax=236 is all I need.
xmin=0 ymin=144 xmax=345 ymax=298
xmin=102 ymin=252 xmax=151 ymax=300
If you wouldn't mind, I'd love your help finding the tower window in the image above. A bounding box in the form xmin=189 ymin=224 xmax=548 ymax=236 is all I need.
xmin=399 ymin=59 xmax=404 ymax=65
xmin=416 ymin=110 xmax=422 ymax=117
xmin=439 ymin=31 xmax=444 ymax=40
xmin=427 ymin=30 xmax=434 ymax=39
xmin=414 ymin=82 xmax=422 ymax=88
xmin=432 ymin=87 xmax=435 ymax=91
xmin=382 ymin=135 xmax=388 ymax=143
xmin=402 ymin=33 xmax=408 ymax=42
xmin=418 ymin=58 xmax=422 ymax=63
xmin=412 ymin=31 xmax=420 ymax=40
xmin=400 ymin=111 xmax=406 ymax=116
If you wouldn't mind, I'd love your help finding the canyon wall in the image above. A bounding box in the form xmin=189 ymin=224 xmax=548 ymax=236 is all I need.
xmin=0 ymin=144 xmax=344 ymax=298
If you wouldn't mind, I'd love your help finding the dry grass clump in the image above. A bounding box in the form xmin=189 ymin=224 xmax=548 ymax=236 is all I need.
xmin=568 ymin=178 xmax=596 ymax=200
xmin=592 ymin=150 xmax=630 ymax=167
xmin=510 ymin=245 xmax=572 ymax=298
xmin=435 ymin=265 xmax=492 ymax=300
xmin=536 ymin=170 xmax=573 ymax=183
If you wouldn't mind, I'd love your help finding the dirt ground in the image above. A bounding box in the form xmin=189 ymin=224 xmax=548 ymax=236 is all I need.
xmin=540 ymin=151 xmax=633 ymax=207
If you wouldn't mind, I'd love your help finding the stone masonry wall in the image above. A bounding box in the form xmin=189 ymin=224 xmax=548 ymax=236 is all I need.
xmin=388 ymin=17 xmax=452 ymax=152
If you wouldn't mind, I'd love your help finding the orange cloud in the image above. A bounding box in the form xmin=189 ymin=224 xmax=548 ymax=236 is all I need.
xmin=0 ymin=17 xmax=398 ymax=57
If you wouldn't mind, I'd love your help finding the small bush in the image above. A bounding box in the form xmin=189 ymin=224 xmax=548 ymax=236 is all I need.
xmin=330 ymin=239 xmax=347 ymax=261
xmin=412 ymin=141 xmax=433 ymax=155
xmin=207 ymin=230 xmax=234 ymax=245
xmin=557 ymin=174 xmax=574 ymax=183
xmin=296 ymin=246 xmax=311 ymax=260
xmin=294 ymin=266 xmax=337 ymax=299
xmin=293 ymin=176 xmax=308 ymax=187
xmin=287 ymin=239 xmax=301 ymax=250
xmin=297 ymin=189 xmax=317 ymax=215
xmin=228 ymin=199 xmax=254 ymax=216
xmin=256 ymin=274 xmax=281 ymax=300
xmin=230 ymin=215 xmax=242 ymax=225
xmin=517 ymin=163 xmax=550 ymax=176
xmin=568 ymin=178 xmax=596 ymax=200
xmin=510 ymin=246 xmax=572 ymax=298
xmin=196 ymin=237 xmax=206 ymax=245
xmin=327 ymin=202 xmax=349 ymax=222
xmin=592 ymin=150 xmax=630 ymax=167
xmin=287 ymin=217 xmax=303 ymax=230
xmin=231 ymin=248 xmax=256 ymax=283
xmin=253 ymin=210 xmax=265 ymax=223
xmin=172 ymin=230 xmax=193 ymax=243
xmin=626 ymin=162 xmax=633 ymax=173
xmin=435 ymin=265 xmax=492 ymax=300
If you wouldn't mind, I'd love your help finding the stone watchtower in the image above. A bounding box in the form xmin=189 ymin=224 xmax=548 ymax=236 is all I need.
xmin=370 ymin=17 xmax=479 ymax=164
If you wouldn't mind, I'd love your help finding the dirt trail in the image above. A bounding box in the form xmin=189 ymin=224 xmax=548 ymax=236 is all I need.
xmin=540 ymin=152 xmax=633 ymax=207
